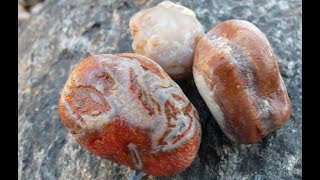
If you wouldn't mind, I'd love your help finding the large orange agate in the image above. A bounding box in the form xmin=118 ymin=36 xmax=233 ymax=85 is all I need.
xmin=59 ymin=53 xmax=201 ymax=176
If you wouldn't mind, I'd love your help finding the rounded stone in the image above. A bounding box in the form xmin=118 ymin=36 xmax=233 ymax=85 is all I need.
xmin=129 ymin=1 xmax=204 ymax=80
xmin=59 ymin=53 xmax=201 ymax=176
xmin=193 ymin=20 xmax=291 ymax=144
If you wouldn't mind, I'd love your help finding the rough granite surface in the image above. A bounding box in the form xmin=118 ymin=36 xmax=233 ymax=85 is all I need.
xmin=18 ymin=0 xmax=302 ymax=179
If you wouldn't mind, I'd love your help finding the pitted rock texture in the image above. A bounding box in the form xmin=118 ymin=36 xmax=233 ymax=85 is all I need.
xmin=18 ymin=0 xmax=301 ymax=179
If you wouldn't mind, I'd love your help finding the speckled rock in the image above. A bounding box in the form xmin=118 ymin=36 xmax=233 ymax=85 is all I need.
xmin=18 ymin=0 xmax=301 ymax=179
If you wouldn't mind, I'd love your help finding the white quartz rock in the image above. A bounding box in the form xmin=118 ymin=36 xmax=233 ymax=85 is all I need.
xmin=129 ymin=1 xmax=204 ymax=80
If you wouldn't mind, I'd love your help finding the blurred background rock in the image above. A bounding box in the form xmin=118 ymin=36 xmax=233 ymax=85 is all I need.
xmin=18 ymin=0 xmax=44 ymax=25
xmin=18 ymin=0 xmax=302 ymax=179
